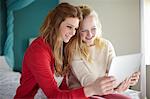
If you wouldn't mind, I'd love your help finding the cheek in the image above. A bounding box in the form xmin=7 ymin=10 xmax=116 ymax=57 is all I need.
xmin=60 ymin=28 xmax=67 ymax=36
xmin=92 ymin=32 xmax=96 ymax=36
xmin=59 ymin=27 xmax=63 ymax=35
xmin=80 ymin=33 xmax=87 ymax=41
xmin=80 ymin=32 xmax=83 ymax=36
xmin=80 ymin=33 xmax=85 ymax=38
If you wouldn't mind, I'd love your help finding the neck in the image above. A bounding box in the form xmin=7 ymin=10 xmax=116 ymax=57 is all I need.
xmin=87 ymin=43 xmax=95 ymax=47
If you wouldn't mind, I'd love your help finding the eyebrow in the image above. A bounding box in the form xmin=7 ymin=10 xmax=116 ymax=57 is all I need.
xmin=92 ymin=26 xmax=96 ymax=28
xmin=81 ymin=26 xmax=96 ymax=30
xmin=66 ymin=23 xmax=76 ymax=28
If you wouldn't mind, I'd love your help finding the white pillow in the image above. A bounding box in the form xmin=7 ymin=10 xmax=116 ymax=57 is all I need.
xmin=0 ymin=56 xmax=12 ymax=71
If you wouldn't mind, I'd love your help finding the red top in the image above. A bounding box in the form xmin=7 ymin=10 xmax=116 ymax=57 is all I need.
xmin=14 ymin=37 xmax=87 ymax=99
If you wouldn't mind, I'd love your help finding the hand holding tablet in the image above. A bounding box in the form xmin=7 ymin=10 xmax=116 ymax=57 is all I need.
xmin=108 ymin=53 xmax=141 ymax=87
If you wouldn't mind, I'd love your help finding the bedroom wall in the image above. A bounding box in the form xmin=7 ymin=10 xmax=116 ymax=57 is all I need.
xmin=0 ymin=0 xmax=7 ymax=55
xmin=13 ymin=0 xmax=58 ymax=71
xmin=60 ymin=0 xmax=140 ymax=56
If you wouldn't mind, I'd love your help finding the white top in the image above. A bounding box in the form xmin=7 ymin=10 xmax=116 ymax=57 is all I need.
xmin=54 ymin=74 xmax=64 ymax=87
xmin=69 ymin=39 xmax=116 ymax=88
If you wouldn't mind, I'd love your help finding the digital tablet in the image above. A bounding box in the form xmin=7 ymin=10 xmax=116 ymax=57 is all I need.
xmin=108 ymin=53 xmax=141 ymax=87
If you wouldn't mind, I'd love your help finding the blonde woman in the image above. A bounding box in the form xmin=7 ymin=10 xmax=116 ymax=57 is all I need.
xmin=65 ymin=5 xmax=140 ymax=99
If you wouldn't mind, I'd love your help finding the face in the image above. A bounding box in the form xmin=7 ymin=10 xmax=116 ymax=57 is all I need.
xmin=80 ymin=15 xmax=97 ymax=46
xmin=59 ymin=17 xmax=79 ymax=43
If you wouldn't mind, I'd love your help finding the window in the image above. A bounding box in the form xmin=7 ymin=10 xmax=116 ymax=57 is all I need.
xmin=144 ymin=0 xmax=150 ymax=65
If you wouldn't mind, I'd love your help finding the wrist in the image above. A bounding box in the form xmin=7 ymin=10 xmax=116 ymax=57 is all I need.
xmin=83 ymin=84 xmax=95 ymax=97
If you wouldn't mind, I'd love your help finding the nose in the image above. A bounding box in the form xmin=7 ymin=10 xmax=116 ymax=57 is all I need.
xmin=87 ymin=30 xmax=92 ymax=37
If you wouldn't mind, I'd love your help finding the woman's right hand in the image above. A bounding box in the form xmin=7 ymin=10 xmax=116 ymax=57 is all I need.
xmin=84 ymin=76 xmax=116 ymax=97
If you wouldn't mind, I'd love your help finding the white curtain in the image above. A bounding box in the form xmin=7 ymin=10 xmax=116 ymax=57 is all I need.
xmin=144 ymin=0 xmax=150 ymax=65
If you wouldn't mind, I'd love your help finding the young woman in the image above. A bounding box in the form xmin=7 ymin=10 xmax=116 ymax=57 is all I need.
xmin=64 ymin=5 xmax=140 ymax=99
xmin=14 ymin=3 xmax=117 ymax=99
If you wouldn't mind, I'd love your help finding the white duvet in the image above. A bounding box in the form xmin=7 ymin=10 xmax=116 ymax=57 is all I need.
xmin=0 ymin=56 xmax=140 ymax=99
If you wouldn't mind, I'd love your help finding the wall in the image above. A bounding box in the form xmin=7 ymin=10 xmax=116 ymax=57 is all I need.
xmin=60 ymin=0 xmax=140 ymax=56
xmin=13 ymin=0 xmax=58 ymax=71
xmin=0 ymin=0 xmax=7 ymax=55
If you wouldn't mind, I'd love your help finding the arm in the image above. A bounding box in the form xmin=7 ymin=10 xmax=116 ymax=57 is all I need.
xmin=106 ymin=40 xmax=116 ymax=72
xmin=71 ymin=57 xmax=116 ymax=96
xmin=70 ymin=40 xmax=117 ymax=96
xmin=27 ymin=45 xmax=86 ymax=99
xmin=71 ymin=55 xmax=97 ymax=87
xmin=71 ymin=40 xmax=116 ymax=87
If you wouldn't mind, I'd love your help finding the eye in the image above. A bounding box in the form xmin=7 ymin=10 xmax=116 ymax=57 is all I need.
xmin=81 ymin=30 xmax=88 ymax=33
xmin=67 ymin=26 xmax=72 ymax=29
xmin=91 ymin=28 xmax=96 ymax=33
xmin=91 ymin=27 xmax=96 ymax=31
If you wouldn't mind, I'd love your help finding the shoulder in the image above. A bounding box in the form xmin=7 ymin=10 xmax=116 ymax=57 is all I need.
xmin=101 ymin=38 xmax=114 ymax=49
xmin=28 ymin=37 xmax=51 ymax=52
xmin=30 ymin=37 xmax=47 ymax=48
xmin=72 ymin=50 xmax=82 ymax=60
xmin=25 ymin=37 xmax=53 ymax=59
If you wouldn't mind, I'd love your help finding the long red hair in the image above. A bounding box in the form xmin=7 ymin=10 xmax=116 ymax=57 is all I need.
xmin=40 ymin=3 xmax=82 ymax=76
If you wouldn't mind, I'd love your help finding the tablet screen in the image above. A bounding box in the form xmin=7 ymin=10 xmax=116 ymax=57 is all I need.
xmin=108 ymin=53 xmax=141 ymax=87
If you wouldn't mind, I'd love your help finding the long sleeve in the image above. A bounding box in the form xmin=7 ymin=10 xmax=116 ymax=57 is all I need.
xmin=14 ymin=37 xmax=87 ymax=99
xmin=106 ymin=40 xmax=116 ymax=71
xmin=71 ymin=55 xmax=98 ymax=87
xmin=70 ymin=39 xmax=116 ymax=89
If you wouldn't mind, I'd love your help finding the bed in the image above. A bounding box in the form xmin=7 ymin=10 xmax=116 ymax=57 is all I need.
xmin=0 ymin=56 xmax=140 ymax=99
xmin=0 ymin=56 xmax=46 ymax=99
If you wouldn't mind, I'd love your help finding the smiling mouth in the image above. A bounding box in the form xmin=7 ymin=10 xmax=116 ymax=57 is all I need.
xmin=86 ymin=37 xmax=93 ymax=40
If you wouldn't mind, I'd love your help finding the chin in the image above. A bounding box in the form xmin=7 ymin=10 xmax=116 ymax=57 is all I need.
xmin=64 ymin=39 xmax=69 ymax=43
xmin=86 ymin=41 xmax=92 ymax=44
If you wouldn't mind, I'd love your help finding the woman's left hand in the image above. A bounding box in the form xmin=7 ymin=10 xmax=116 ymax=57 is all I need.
xmin=114 ymin=71 xmax=140 ymax=92
xmin=114 ymin=77 xmax=130 ymax=92
xmin=129 ymin=71 xmax=140 ymax=86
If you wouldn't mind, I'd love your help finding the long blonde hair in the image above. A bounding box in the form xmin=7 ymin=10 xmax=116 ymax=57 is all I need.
xmin=65 ymin=5 xmax=105 ymax=65
xmin=40 ymin=3 xmax=82 ymax=76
